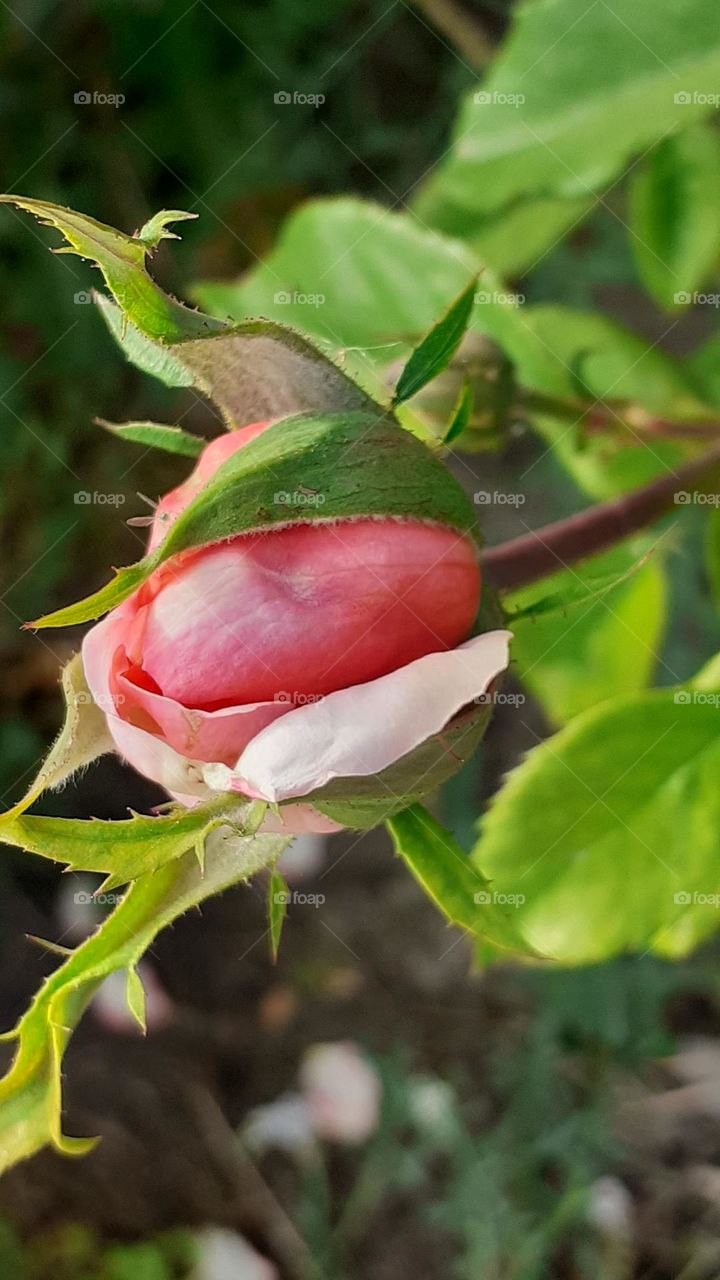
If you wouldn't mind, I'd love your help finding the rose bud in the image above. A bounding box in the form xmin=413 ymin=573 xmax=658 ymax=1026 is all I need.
xmin=82 ymin=419 xmax=510 ymax=830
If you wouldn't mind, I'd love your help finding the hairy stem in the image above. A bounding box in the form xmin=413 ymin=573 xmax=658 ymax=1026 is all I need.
xmin=481 ymin=445 xmax=720 ymax=590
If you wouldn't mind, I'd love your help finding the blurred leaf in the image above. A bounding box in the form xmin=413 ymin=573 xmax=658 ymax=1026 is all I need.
xmin=394 ymin=278 xmax=477 ymax=404
xmin=444 ymin=380 xmax=473 ymax=444
xmin=32 ymin=410 xmax=477 ymax=629
xmin=472 ymin=688 xmax=720 ymax=962
xmin=0 ymin=828 xmax=290 ymax=1173
xmin=705 ymin=504 xmax=720 ymax=610
xmin=469 ymin=195 xmax=593 ymax=276
xmin=508 ymin=539 xmax=668 ymax=723
xmin=685 ymin=332 xmax=720 ymax=409
xmin=415 ymin=0 xmax=720 ymax=236
xmin=388 ymin=804 xmax=541 ymax=957
xmin=125 ymin=967 xmax=147 ymax=1034
xmin=629 ymin=124 xmax=720 ymax=309
xmin=96 ymin=418 xmax=204 ymax=458
xmin=268 ymin=868 xmax=288 ymax=961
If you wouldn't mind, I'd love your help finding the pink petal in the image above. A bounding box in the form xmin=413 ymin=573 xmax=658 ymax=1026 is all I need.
xmin=205 ymin=630 xmax=511 ymax=803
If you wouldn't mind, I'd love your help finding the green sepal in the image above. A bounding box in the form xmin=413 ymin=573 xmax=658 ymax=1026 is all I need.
xmin=314 ymin=701 xmax=492 ymax=829
xmin=0 ymin=828 xmax=291 ymax=1173
xmin=0 ymin=797 xmax=263 ymax=888
xmin=394 ymin=278 xmax=477 ymax=404
xmin=0 ymin=654 xmax=112 ymax=824
xmin=3 ymin=196 xmax=377 ymax=427
xmin=387 ymin=804 xmax=542 ymax=958
xmin=444 ymin=380 xmax=474 ymax=445
xmin=125 ymin=967 xmax=147 ymax=1033
xmin=96 ymin=418 xmax=205 ymax=458
xmin=31 ymin=410 xmax=480 ymax=629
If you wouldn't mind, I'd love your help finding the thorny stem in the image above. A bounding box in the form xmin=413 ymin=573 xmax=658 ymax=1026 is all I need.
xmin=480 ymin=444 xmax=720 ymax=591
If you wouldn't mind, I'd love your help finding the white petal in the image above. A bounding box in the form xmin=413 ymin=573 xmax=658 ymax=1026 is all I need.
xmin=226 ymin=630 xmax=512 ymax=803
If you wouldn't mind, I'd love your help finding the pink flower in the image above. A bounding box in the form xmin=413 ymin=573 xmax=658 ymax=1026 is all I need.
xmin=82 ymin=422 xmax=510 ymax=827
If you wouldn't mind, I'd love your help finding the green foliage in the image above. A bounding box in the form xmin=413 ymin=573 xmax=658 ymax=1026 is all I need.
xmin=393 ymin=279 xmax=477 ymax=404
xmin=414 ymin=0 xmax=720 ymax=250
xmin=387 ymin=804 xmax=539 ymax=957
xmin=0 ymin=827 xmax=289 ymax=1172
xmin=472 ymin=683 xmax=720 ymax=963
xmin=628 ymin=123 xmax=720 ymax=310
xmin=508 ymin=540 xmax=668 ymax=723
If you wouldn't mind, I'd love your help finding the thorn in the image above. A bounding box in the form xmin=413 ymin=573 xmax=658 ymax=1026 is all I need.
xmin=26 ymin=934 xmax=74 ymax=958
xmin=127 ymin=515 xmax=154 ymax=528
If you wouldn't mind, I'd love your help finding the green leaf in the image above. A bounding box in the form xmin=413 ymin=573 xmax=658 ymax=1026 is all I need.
xmin=125 ymin=967 xmax=147 ymax=1034
xmin=387 ymin=804 xmax=541 ymax=958
xmin=394 ymin=279 xmax=477 ymax=404
xmin=96 ymin=418 xmax=205 ymax=458
xmin=0 ymin=826 xmax=290 ymax=1173
xmin=472 ymin=688 xmax=720 ymax=963
xmin=0 ymin=797 xmax=260 ymax=889
xmin=268 ymin=868 xmax=289 ymax=962
xmin=629 ymin=124 xmax=720 ymax=310
xmin=444 ymin=381 xmax=474 ymax=445
xmin=0 ymin=654 xmax=112 ymax=823
xmin=508 ymin=540 xmax=667 ymax=724
xmin=31 ymin=410 xmax=479 ymax=629
xmin=414 ymin=0 xmax=720 ymax=237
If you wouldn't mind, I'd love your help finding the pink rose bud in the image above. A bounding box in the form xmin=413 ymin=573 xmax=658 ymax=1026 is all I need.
xmin=82 ymin=420 xmax=510 ymax=826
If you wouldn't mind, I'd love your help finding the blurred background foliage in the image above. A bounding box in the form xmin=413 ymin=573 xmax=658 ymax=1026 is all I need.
xmin=2 ymin=0 xmax=720 ymax=1275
